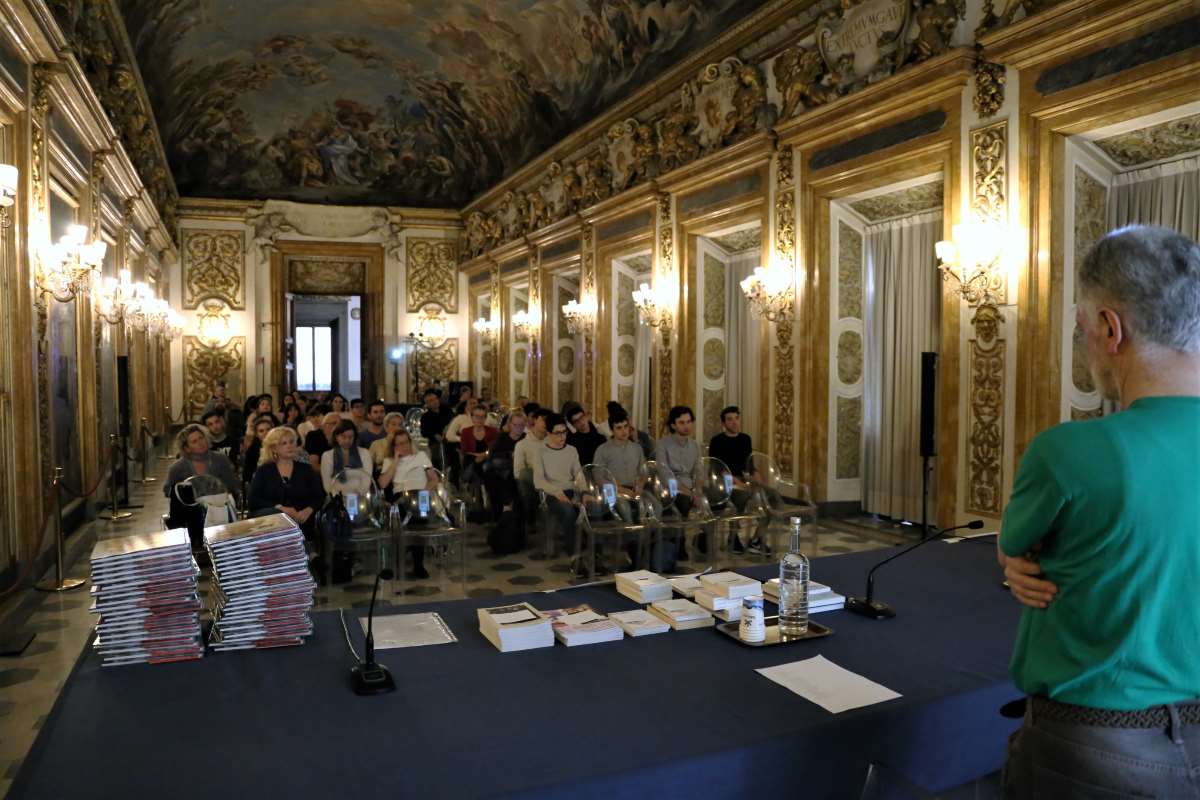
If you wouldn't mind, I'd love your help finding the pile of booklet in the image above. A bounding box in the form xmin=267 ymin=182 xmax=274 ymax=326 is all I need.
xmin=89 ymin=529 xmax=203 ymax=667
xmin=763 ymin=578 xmax=846 ymax=613
xmin=694 ymin=571 xmax=763 ymax=622
xmin=478 ymin=602 xmax=554 ymax=652
xmin=648 ymin=598 xmax=714 ymax=630
xmin=204 ymin=514 xmax=315 ymax=651
xmin=609 ymin=609 xmax=669 ymax=637
xmin=668 ymin=574 xmax=702 ymax=598
xmin=615 ymin=570 xmax=672 ymax=604
xmin=543 ymin=604 xmax=624 ymax=646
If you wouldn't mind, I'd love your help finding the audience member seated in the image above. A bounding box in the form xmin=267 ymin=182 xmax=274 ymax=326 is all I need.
xmin=593 ymin=409 xmax=646 ymax=521
xmin=357 ymin=400 xmax=388 ymax=448
xmin=514 ymin=407 xmax=548 ymax=516
xmin=297 ymin=404 xmax=323 ymax=440
xmin=349 ymin=398 xmax=366 ymax=428
xmin=534 ymin=413 xmax=587 ymax=572
xmin=595 ymin=401 xmax=621 ymax=438
xmin=330 ymin=392 xmax=350 ymax=419
xmin=419 ymin=389 xmax=455 ymax=470
xmin=165 ymin=423 xmax=240 ymax=549
xmin=656 ymin=405 xmax=704 ymax=556
xmin=304 ymin=411 xmax=340 ymax=471
xmin=320 ymin=419 xmax=374 ymax=495
xmin=282 ymin=404 xmax=303 ymax=429
xmin=563 ymin=401 xmax=607 ymax=465
xmin=443 ymin=398 xmax=476 ymax=485
xmin=707 ymin=405 xmax=760 ymax=552
xmin=241 ymin=413 xmax=280 ymax=486
xmin=376 ymin=429 xmax=437 ymax=579
xmin=202 ymin=409 xmax=240 ymax=468
xmin=248 ymin=426 xmax=324 ymax=544
xmin=368 ymin=411 xmax=404 ymax=466
xmin=485 ymin=410 xmax=525 ymax=518
xmin=522 ymin=401 xmax=540 ymax=418
xmin=460 ymin=404 xmax=498 ymax=479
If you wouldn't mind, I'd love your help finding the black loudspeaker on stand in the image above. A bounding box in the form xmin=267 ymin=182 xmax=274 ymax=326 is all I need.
xmin=918 ymin=351 xmax=937 ymax=541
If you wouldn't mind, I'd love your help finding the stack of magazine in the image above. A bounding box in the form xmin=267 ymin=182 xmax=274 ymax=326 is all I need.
xmin=89 ymin=529 xmax=203 ymax=667
xmin=763 ymin=578 xmax=846 ymax=612
xmin=542 ymin=604 xmax=624 ymax=646
xmin=204 ymin=514 xmax=315 ymax=651
xmin=477 ymin=602 xmax=554 ymax=652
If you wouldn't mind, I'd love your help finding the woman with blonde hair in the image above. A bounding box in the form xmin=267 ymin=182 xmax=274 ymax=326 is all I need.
xmin=164 ymin=423 xmax=240 ymax=547
xmin=376 ymin=428 xmax=439 ymax=580
xmin=248 ymin=426 xmax=324 ymax=540
xmin=368 ymin=412 xmax=405 ymax=466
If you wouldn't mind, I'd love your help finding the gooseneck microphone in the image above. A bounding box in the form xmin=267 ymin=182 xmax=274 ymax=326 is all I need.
xmin=351 ymin=568 xmax=397 ymax=696
xmin=845 ymin=520 xmax=986 ymax=620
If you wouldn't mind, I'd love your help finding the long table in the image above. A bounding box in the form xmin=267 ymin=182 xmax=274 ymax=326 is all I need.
xmin=11 ymin=538 xmax=1022 ymax=799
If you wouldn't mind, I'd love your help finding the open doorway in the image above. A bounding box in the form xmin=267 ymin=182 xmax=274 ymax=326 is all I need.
xmin=293 ymin=295 xmax=363 ymax=397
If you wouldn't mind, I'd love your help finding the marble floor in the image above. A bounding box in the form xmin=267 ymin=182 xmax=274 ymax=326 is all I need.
xmin=0 ymin=459 xmax=997 ymax=798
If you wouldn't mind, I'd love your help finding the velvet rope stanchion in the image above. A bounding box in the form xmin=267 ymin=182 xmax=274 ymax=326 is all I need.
xmin=97 ymin=434 xmax=133 ymax=522
xmin=36 ymin=466 xmax=86 ymax=593
xmin=131 ymin=418 xmax=157 ymax=484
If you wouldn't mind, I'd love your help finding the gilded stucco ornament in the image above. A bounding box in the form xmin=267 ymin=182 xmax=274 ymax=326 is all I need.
xmin=973 ymin=54 xmax=1006 ymax=119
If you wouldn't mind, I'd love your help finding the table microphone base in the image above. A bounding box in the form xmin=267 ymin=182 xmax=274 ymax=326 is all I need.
xmin=351 ymin=662 xmax=396 ymax=695
xmin=845 ymin=596 xmax=897 ymax=620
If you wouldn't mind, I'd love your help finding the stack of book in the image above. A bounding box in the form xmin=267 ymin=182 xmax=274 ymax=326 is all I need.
xmin=609 ymin=609 xmax=670 ymax=637
xmin=543 ymin=604 xmax=625 ymax=646
xmin=647 ymin=598 xmax=714 ymax=630
xmin=668 ymin=574 xmax=702 ymax=598
xmin=763 ymin=579 xmax=846 ymax=613
xmin=478 ymin=602 xmax=554 ymax=652
xmin=203 ymin=514 xmax=315 ymax=652
xmin=693 ymin=589 xmax=744 ymax=622
xmin=615 ymin=570 xmax=672 ymax=604
xmin=699 ymin=571 xmax=763 ymax=600
xmin=89 ymin=529 xmax=203 ymax=667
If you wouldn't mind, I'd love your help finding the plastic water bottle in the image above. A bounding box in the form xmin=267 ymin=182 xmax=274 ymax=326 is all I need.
xmin=778 ymin=516 xmax=810 ymax=636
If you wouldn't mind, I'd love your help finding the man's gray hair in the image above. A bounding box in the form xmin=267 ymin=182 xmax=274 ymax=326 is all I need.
xmin=1078 ymin=225 xmax=1200 ymax=353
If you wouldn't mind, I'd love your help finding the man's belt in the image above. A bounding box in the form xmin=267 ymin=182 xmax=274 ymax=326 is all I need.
xmin=1032 ymin=695 xmax=1200 ymax=728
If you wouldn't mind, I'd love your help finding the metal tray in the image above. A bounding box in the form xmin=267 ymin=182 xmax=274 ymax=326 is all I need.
xmin=715 ymin=616 xmax=833 ymax=647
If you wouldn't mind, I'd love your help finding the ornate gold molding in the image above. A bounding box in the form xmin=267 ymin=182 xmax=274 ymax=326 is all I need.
xmin=32 ymin=64 xmax=53 ymax=492
xmin=412 ymin=339 xmax=459 ymax=392
xmin=970 ymin=120 xmax=1008 ymax=304
xmin=184 ymin=336 xmax=245 ymax=419
xmin=772 ymin=150 xmax=797 ymax=481
xmin=655 ymin=194 xmax=675 ymax=431
xmin=581 ymin=223 xmax=596 ymax=410
xmin=183 ymin=229 xmax=245 ymax=309
xmin=527 ymin=253 xmax=543 ymax=397
xmin=973 ymin=55 xmax=1006 ymax=119
xmin=406 ymin=238 xmax=458 ymax=313
xmin=488 ymin=260 xmax=502 ymax=401
xmin=966 ymin=304 xmax=1004 ymax=516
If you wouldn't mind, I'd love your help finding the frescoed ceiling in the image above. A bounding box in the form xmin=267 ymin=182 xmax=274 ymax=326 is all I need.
xmin=1092 ymin=112 xmax=1200 ymax=168
xmin=113 ymin=0 xmax=772 ymax=208
xmin=848 ymin=179 xmax=944 ymax=223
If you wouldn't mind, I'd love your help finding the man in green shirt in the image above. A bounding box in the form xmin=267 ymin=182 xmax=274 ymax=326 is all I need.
xmin=999 ymin=225 xmax=1200 ymax=797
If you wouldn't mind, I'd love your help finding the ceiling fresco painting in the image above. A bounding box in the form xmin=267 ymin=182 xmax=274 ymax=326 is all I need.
xmin=116 ymin=0 xmax=771 ymax=208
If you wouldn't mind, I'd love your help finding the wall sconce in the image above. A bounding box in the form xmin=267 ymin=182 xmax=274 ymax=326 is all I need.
xmin=124 ymin=282 xmax=159 ymax=332
xmin=632 ymin=282 xmax=673 ymax=328
xmin=417 ymin=306 xmax=447 ymax=347
xmin=561 ymin=296 xmax=597 ymax=336
xmin=0 ymin=163 xmax=17 ymax=229
xmin=36 ymin=223 xmax=108 ymax=303
xmin=739 ymin=262 xmax=794 ymax=322
xmin=472 ymin=316 xmax=499 ymax=342
xmin=94 ymin=268 xmax=137 ymax=324
xmin=936 ymin=221 xmax=1007 ymax=306
xmin=196 ymin=299 xmax=231 ymax=347
xmin=163 ymin=309 xmax=184 ymax=341
xmin=511 ymin=308 xmax=537 ymax=339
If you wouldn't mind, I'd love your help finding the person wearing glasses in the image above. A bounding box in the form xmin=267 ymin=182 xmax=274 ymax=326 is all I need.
xmin=593 ymin=409 xmax=645 ymax=519
xmin=533 ymin=413 xmax=588 ymax=572
xmin=563 ymin=401 xmax=606 ymax=466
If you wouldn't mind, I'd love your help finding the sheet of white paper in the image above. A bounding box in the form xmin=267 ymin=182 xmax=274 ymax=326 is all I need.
xmin=490 ymin=609 xmax=538 ymax=625
xmin=362 ymin=613 xmax=458 ymax=650
xmin=756 ymin=655 xmax=901 ymax=713
xmin=944 ymin=530 xmax=998 ymax=543
xmin=561 ymin=610 xmax=604 ymax=625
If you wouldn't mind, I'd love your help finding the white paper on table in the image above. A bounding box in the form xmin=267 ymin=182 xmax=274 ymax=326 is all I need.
xmin=362 ymin=613 xmax=458 ymax=649
xmin=756 ymin=655 xmax=901 ymax=713
xmin=560 ymin=610 xmax=604 ymax=625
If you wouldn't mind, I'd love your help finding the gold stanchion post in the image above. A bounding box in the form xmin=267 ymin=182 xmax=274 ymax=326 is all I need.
xmin=36 ymin=467 xmax=86 ymax=592
xmin=98 ymin=433 xmax=133 ymax=521
xmin=134 ymin=417 xmax=157 ymax=484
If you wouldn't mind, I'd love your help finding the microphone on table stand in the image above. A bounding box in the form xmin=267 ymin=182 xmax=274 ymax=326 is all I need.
xmin=351 ymin=568 xmax=397 ymax=696
xmin=845 ymin=520 xmax=985 ymax=620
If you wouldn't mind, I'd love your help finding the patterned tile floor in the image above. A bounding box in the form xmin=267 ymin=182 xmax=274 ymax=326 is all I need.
xmin=0 ymin=459 xmax=997 ymax=798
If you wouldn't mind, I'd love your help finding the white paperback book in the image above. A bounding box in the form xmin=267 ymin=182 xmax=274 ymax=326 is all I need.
xmin=614 ymin=570 xmax=672 ymax=603
xmin=542 ymin=605 xmax=624 ymax=646
xmin=477 ymin=602 xmax=554 ymax=652
xmin=608 ymin=609 xmax=670 ymax=636
xmin=763 ymin=579 xmax=845 ymax=611
xmin=698 ymin=571 xmax=762 ymax=599
xmin=693 ymin=588 xmax=742 ymax=612
xmin=648 ymin=598 xmax=714 ymax=630
xmin=668 ymin=574 xmax=703 ymax=598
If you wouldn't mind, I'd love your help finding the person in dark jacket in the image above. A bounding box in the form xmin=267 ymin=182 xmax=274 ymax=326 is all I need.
xmin=248 ymin=425 xmax=324 ymax=542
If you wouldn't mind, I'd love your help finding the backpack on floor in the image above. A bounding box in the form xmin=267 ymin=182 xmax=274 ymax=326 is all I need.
xmin=488 ymin=509 xmax=526 ymax=555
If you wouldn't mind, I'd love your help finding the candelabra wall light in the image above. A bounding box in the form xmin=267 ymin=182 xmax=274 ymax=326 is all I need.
xmin=511 ymin=307 xmax=538 ymax=339
xmin=416 ymin=306 xmax=448 ymax=347
xmin=472 ymin=316 xmax=499 ymax=342
xmin=935 ymin=221 xmax=1008 ymax=307
xmin=36 ymin=223 xmax=107 ymax=303
xmin=196 ymin=299 xmax=232 ymax=347
xmin=739 ymin=262 xmax=794 ymax=322
xmin=631 ymin=282 xmax=673 ymax=329
xmin=94 ymin=268 xmax=137 ymax=324
xmin=561 ymin=295 xmax=597 ymax=336
xmin=0 ymin=164 xmax=16 ymax=229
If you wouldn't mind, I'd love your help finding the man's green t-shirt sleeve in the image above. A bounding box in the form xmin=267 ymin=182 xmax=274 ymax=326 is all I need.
xmin=1000 ymin=441 xmax=1068 ymax=556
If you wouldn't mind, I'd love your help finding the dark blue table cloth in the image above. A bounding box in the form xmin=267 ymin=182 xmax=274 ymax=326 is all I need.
xmin=10 ymin=538 xmax=1023 ymax=799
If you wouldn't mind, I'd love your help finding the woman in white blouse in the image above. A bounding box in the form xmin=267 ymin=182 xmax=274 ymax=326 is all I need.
xmin=319 ymin=419 xmax=374 ymax=495
xmin=377 ymin=429 xmax=439 ymax=494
